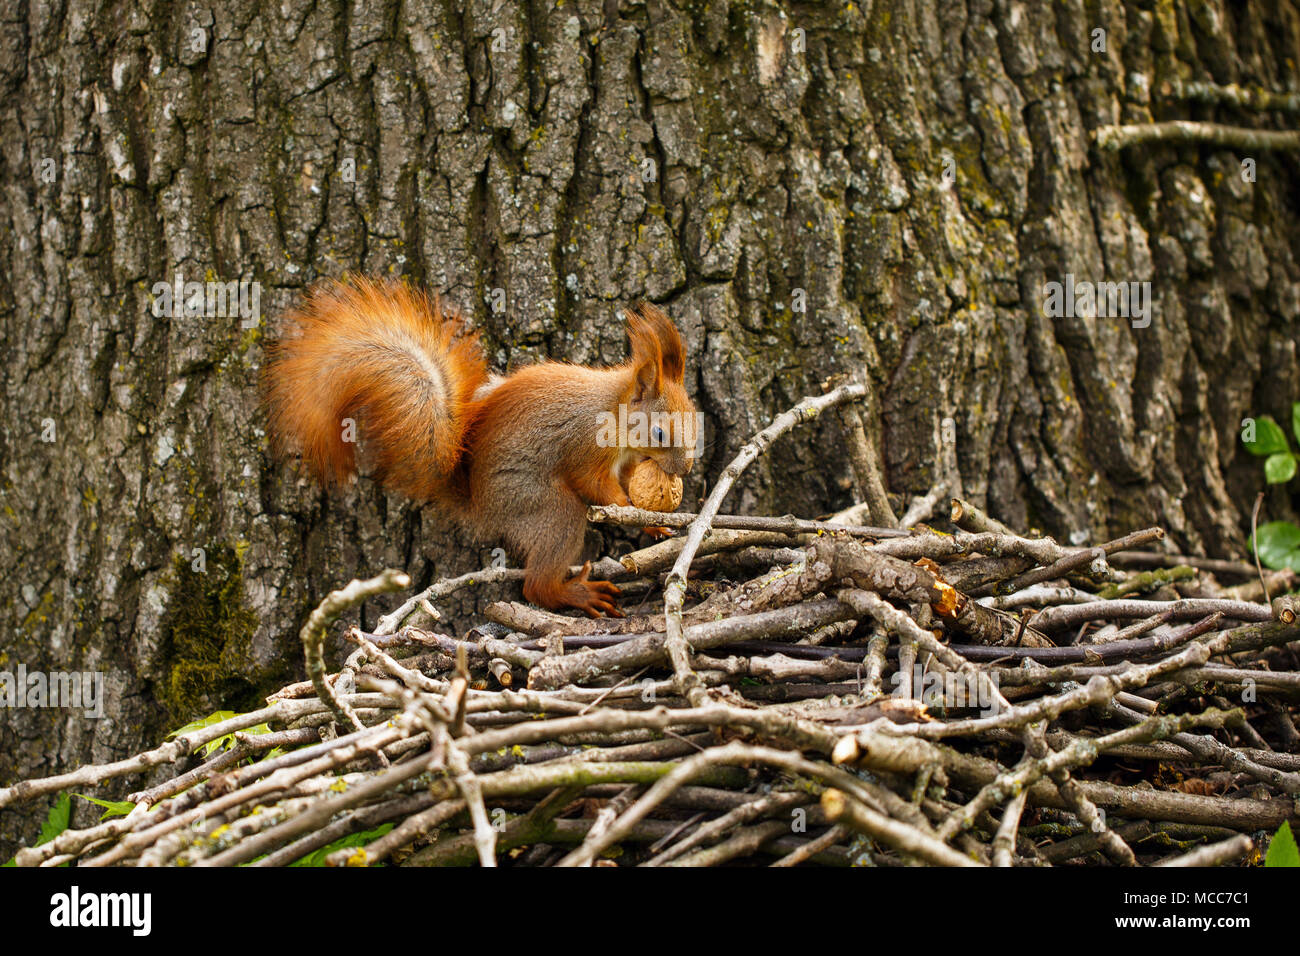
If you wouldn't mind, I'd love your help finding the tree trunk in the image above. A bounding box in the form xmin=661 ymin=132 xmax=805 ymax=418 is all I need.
xmin=1 ymin=0 xmax=1297 ymax=853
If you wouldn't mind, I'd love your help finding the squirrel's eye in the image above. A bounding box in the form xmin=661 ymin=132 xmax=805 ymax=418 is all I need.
xmin=652 ymin=426 xmax=666 ymax=445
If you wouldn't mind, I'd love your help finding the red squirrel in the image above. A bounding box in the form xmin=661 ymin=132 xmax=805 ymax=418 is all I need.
xmin=262 ymin=276 xmax=699 ymax=617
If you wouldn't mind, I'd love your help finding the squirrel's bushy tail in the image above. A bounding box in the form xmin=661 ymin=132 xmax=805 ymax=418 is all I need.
xmin=263 ymin=276 xmax=488 ymax=502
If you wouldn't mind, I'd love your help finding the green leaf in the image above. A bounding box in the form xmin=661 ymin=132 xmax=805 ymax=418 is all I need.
xmin=4 ymin=792 xmax=72 ymax=866
xmin=1252 ymin=521 xmax=1300 ymax=571
xmin=167 ymin=710 xmax=250 ymax=757
xmin=1265 ymin=452 xmax=1298 ymax=484
xmin=290 ymin=824 xmax=395 ymax=867
xmin=167 ymin=710 xmax=236 ymax=739
xmin=242 ymin=823 xmax=396 ymax=867
xmin=74 ymin=793 xmax=137 ymax=820
xmin=1293 ymin=402 xmax=1300 ymax=447
xmin=1243 ymin=416 xmax=1290 ymax=457
xmin=37 ymin=792 xmax=72 ymax=844
xmin=1266 ymin=821 xmax=1300 ymax=867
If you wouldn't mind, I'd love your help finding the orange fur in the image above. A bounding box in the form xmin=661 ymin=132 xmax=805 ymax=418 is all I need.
xmin=263 ymin=276 xmax=487 ymax=503
xmin=263 ymin=279 xmax=698 ymax=617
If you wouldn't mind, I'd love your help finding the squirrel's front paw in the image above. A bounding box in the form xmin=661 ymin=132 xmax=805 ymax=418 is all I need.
xmin=568 ymin=561 xmax=624 ymax=618
xmin=641 ymin=525 xmax=674 ymax=539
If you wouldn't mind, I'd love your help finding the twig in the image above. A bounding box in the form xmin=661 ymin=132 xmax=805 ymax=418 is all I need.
xmin=1154 ymin=834 xmax=1254 ymax=867
xmin=1161 ymin=79 xmax=1300 ymax=112
xmin=1252 ymin=492 xmax=1271 ymax=604
xmin=769 ymin=824 xmax=850 ymax=867
xmin=991 ymin=790 xmax=1028 ymax=866
xmin=1094 ymin=120 xmax=1300 ymax=152
xmin=660 ymin=382 xmax=874 ymax=707
xmin=587 ymin=504 xmax=909 ymax=538
xmin=302 ymin=569 xmax=409 ymax=733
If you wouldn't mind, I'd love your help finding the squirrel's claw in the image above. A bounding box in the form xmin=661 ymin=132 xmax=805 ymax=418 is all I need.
xmin=568 ymin=562 xmax=623 ymax=618
xmin=581 ymin=599 xmax=624 ymax=619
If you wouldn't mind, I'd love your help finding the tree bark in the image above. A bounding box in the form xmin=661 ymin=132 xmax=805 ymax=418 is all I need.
xmin=1 ymin=0 xmax=1298 ymax=852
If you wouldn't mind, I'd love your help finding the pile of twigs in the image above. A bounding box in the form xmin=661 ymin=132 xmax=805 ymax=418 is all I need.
xmin=4 ymin=384 xmax=1299 ymax=867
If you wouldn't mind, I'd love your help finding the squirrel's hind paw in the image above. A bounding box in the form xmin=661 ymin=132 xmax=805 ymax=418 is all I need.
xmin=569 ymin=562 xmax=623 ymax=618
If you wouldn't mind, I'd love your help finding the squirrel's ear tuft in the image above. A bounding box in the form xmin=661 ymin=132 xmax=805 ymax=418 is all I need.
xmin=625 ymin=301 xmax=684 ymax=382
xmin=626 ymin=311 xmax=663 ymax=400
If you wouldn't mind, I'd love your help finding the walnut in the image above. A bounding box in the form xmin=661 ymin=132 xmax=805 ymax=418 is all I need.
xmin=627 ymin=459 xmax=683 ymax=512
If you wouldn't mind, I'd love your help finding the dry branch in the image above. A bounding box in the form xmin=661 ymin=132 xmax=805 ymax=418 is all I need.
xmin=5 ymin=383 xmax=1297 ymax=870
